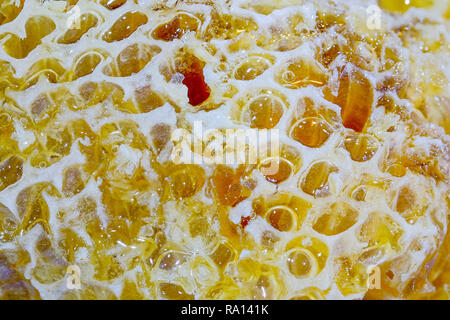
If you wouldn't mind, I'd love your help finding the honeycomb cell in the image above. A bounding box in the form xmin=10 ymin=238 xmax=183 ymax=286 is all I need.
xmin=357 ymin=212 xmax=404 ymax=251
xmin=287 ymin=249 xmax=317 ymax=278
xmin=16 ymin=183 xmax=58 ymax=233
xmin=276 ymin=59 xmax=328 ymax=89
xmin=205 ymin=12 xmax=257 ymax=40
xmin=0 ymin=253 xmax=20 ymax=284
xmin=254 ymin=193 xmax=311 ymax=231
xmin=358 ymin=247 xmax=385 ymax=265
xmin=44 ymin=127 xmax=73 ymax=162
xmin=71 ymin=51 xmax=104 ymax=80
xmin=32 ymin=261 xmax=66 ymax=284
xmin=234 ymin=56 xmax=271 ymax=81
xmin=102 ymin=11 xmax=148 ymax=42
xmin=333 ymin=69 xmax=374 ymax=132
xmin=351 ymin=186 xmax=367 ymax=201
xmin=289 ymin=287 xmax=327 ymax=300
xmin=259 ymin=157 xmax=292 ymax=184
xmin=134 ymin=86 xmax=165 ymax=113
xmin=0 ymin=0 xmax=448 ymax=301
xmin=395 ymin=186 xmax=416 ymax=214
xmin=32 ymin=232 xmax=67 ymax=284
xmin=266 ymin=206 xmax=296 ymax=232
xmin=152 ymin=13 xmax=200 ymax=41
xmin=176 ymin=52 xmax=211 ymax=106
xmin=0 ymin=280 xmax=41 ymax=300
xmin=165 ymin=164 xmax=205 ymax=200
xmin=159 ymin=282 xmax=194 ymax=300
xmin=290 ymin=117 xmax=332 ymax=148
xmin=286 ymin=236 xmax=329 ymax=275
xmin=0 ymin=60 xmax=17 ymax=90
xmin=319 ymin=44 xmax=340 ymax=68
xmin=100 ymin=0 xmax=126 ymax=10
xmin=345 ymin=41 xmax=377 ymax=72
xmin=0 ymin=203 xmax=18 ymax=242
xmin=260 ymin=230 xmax=280 ymax=250
xmin=58 ymin=228 xmax=85 ymax=263
xmin=300 ymin=161 xmax=338 ymax=197
xmin=104 ymin=43 xmax=161 ymax=77
xmin=0 ymin=155 xmax=23 ymax=192
xmin=399 ymin=151 xmax=445 ymax=182
xmin=386 ymin=163 xmax=407 ymax=177
xmin=301 ymin=99 xmax=340 ymax=126
xmin=210 ymin=242 xmax=235 ymax=269
xmin=79 ymin=81 xmax=125 ymax=106
xmin=0 ymin=0 xmax=24 ymax=26
xmin=378 ymin=0 xmax=434 ymax=13
xmin=23 ymin=58 xmax=66 ymax=89
xmin=120 ymin=280 xmax=145 ymax=300
xmin=47 ymin=87 xmax=78 ymax=112
xmin=57 ymin=13 xmax=98 ymax=44
xmin=60 ymin=284 xmax=118 ymax=300
xmin=80 ymin=198 xmax=108 ymax=250
xmin=190 ymin=256 xmax=220 ymax=287
xmin=92 ymin=252 xmax=124 ymax=281
xmin=252 ymin=274 xmax=282 ymax=300
xmin=158 ymin=251 xmax=187 ymax=271
xmin=62 ymin=166 xmax=85 ymax=197
xmin=210 ymin=166 xmax=250 ymax=207
xmin=189 ymin=216 xmax=209 ymax=238
xmin=243 ymin=94 xmax=284 ymax=129
xmin=313 ymin=202 xmax=359 ymax=236
xmin=2 ymin=16 xmax=55 ymax=59
xmin=315 ymin=11 xmax=345 ymax=32
xmin=344 ymin=133 xmax=379 ymax=162
xmin=151 ymin=123 xmax=171 ymax=153
xmin=335 ymin=256 xmax=368 ymax=296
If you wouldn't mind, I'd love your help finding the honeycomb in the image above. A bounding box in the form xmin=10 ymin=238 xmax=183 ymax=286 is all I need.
xmin=0 ymin=0 xmax=449 ymax=300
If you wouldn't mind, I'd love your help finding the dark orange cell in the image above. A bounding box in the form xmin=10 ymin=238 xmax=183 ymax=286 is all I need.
xmin=240 ymin=216 xmax=252 ymax=229
xmin=182 ymin=69 xmax=211 ymax=106
xmin=177 ymin=53 xmax=211 ymax=106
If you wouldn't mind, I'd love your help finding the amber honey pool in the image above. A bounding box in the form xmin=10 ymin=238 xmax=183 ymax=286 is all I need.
xmin=0 ymin=0 xmax=449 ymax=300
